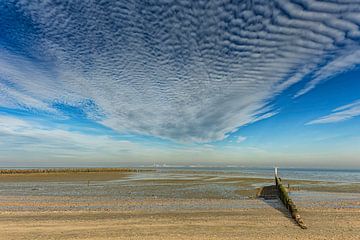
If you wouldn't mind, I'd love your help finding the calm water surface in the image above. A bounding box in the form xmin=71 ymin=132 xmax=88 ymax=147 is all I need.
xmin=144 ymin=167 xmax=360 ymax=183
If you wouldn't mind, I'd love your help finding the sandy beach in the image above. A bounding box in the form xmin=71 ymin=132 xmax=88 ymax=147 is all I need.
xmin=2 ymin=0 xmax=360 ymax=239
xmin=0 ymin=169 xmax=359 ymax=240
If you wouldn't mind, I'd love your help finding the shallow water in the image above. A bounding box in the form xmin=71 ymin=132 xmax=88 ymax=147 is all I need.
xmin=0 ymin=168 xmax=359 ymax=211
xmin=142 ymin=167 xmax=360 ymax=183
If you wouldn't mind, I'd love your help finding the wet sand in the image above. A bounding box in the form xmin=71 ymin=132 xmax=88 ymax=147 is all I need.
xmin=0 ymin=169 xmax=359 ymax=239
xmin=0 ymin=171 xmax=133 ymax=182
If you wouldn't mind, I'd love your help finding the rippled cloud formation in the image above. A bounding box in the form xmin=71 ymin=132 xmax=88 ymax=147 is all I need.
xmin=1 ymin=0 xmax=360 ymax=142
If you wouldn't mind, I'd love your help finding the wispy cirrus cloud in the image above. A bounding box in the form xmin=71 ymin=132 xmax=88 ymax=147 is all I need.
xmin=295 ymin=49 xmax=360 ymax=97
xmin=0 ymin=115 xmax=137 ymax=157
xmin=1 ymin=1 xmax=360 ymax=143
xmin=307 ymin=100 xmax=360 ymax=125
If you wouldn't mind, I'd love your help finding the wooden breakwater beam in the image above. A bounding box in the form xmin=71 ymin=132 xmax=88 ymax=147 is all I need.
xmin=275 ymin=167 xmax=307 ymax=229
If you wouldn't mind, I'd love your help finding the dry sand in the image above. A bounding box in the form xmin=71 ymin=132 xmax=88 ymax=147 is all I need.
xmin=0 ymin=170 xmax=359 ymax=240
xmin=1 ymin=204 xmax=359 ymax=240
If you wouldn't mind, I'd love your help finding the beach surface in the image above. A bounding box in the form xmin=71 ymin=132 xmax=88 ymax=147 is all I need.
xmin=0 ymin=169 xmax=359 ymax=240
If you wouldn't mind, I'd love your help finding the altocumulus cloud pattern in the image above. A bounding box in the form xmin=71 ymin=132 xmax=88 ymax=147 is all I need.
xmin=1 ymin=0 xmax=360 ymax=143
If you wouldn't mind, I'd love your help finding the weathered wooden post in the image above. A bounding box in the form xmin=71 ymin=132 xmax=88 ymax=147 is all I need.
xmin=275 ymin=168 xmax=307 ymax=229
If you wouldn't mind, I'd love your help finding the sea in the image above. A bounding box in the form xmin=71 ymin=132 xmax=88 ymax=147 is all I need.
xmin=1 ymin=166 xmax=360 ymax=183
xmin=142 ymin=166 xmax=360 ymax=183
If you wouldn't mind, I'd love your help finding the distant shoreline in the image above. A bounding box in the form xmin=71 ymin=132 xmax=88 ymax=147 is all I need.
xmin=0 ymin=168 xmax=150 ymax=175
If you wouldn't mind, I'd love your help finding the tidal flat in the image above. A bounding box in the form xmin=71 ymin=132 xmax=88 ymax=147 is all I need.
xmin=0 ymin=168 xmax=359 ymax=240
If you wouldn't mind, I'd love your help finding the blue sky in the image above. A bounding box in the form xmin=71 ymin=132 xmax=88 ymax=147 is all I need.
xmin=1 ymin=0 xmax=360 ymax=167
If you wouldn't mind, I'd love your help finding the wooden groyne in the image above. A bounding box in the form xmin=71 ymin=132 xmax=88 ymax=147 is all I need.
xmin=275 ymin=173 xmax=307 ymax=229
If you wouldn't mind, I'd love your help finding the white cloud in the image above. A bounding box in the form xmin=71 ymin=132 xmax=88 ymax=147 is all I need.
xmin=0 ymin=115 xmax=269 ymax=164
xmin=236 ymin=136 xmax=247 ymax=143
xmin=295 ymin=49 xmax=360 ymax=97
xmin=307 ymin=100 xmax=360 ymax=125
xmin=0 ymin=115 xmax=137 ymax=157
xmin=1 ymin=1 xmax=360 ymax=142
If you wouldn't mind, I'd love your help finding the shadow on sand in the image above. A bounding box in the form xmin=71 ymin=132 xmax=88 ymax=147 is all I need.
xmin=257 ymin=185 xmax=297 ymax=226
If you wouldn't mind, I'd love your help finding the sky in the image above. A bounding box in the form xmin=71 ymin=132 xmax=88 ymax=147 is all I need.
xmin=0 ymin=0 xmax=360 ymax=168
